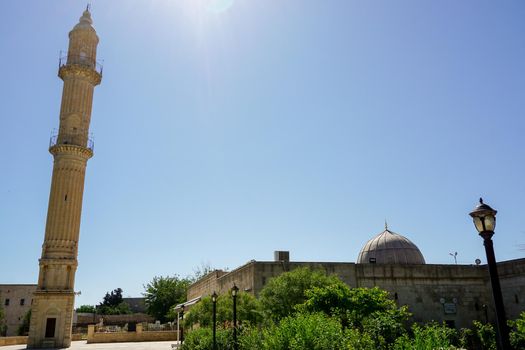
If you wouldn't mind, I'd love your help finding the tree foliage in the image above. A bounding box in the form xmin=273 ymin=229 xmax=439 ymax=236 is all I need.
xmin=17 ymin=310 xmax=31 ymax=336
xmin=510 ymin=311 xmax=525 ymax=349
xmin=143 ymin=275 xmax=191 ymax=322
xmin=258 ymin=267 xmax=340 ymax=321
xmin=0 ymin=304 xmax=6 ymax=336
xmin=76 ymin=305 xmax=96 ymax=313
xmin=97 ymin=288 xmax=132 ymax=315
xmin=183 ymin=292 xmax=262 ymax=329
xmin=101 ymin=288 xmax=123 ymax=307
xmin=262 ymin=312 xmax=345 ymax=350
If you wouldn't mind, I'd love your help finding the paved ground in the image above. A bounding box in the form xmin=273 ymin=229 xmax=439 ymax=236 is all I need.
xmin=2 ymin=341 xmax=180 ymax=350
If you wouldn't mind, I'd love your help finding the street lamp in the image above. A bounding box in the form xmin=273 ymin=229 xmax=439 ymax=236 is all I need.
xmin=211 ymin=291 xmax=218 ymax=350
xmin=469 ymin=198 xmax=511 ymax=350
xmin=180 ymin=305 xmax=185 ymax=344
xmin=231 ymin=284 xmax=239 ymax=350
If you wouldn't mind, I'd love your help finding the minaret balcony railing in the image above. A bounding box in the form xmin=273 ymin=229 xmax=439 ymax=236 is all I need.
xmin=49 ymin=131 xmax=94 ymax=152
xmin=59 ymin=54 xmax=103 ymax=76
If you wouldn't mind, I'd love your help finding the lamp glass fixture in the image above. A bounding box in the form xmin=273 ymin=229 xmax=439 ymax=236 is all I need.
xmin=231 ymin=285 xmax=239 ymax=297
xmin=470 ymin=198 xmax=497 ymax=233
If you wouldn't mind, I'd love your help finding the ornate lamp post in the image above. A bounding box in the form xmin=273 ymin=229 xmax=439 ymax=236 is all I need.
xmin=211 ymin=291 xmax=218 ymax=350
xmin=180 ymin=305 xmax=185 ymax=344
xmin=469 ymin=198 xmax=511 ymax=350
xmin=231 ymin=284 xmax=239 ymax=350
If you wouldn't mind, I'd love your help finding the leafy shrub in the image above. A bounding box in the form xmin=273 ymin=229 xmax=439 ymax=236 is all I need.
xmin=184 ymin=292 xmax=262 ymax=329
xmin=180 ymin=326 xmax=233 ymax=350
xmin=259 ymin=267 xmax=341 ymax=321
xmin=509 ymin=311 xmax=525 ymax=350
xmin=262 ymin=312 xmax=345 ymax=350
xmin=393 ymin=323 xmax=458 ymax=350
xmin=473 ymin=320 xmax=496 ymax=350
xmin=344 ymin=328 xmax=376 ymax=350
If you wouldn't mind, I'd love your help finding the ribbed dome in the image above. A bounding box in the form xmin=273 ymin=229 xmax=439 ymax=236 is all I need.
xmin=357 ymin=227 xmax=425 ymax=265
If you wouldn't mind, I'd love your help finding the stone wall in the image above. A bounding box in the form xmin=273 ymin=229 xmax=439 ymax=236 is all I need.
xmin=0 ymin=284 xmax=36 ymax=336
xmin=186 ymin=258 xmax=525 ymax=329
xmin=86 ymin=324 xmax=178 ymax=343
xmin=187 ymin=270 xmax=228 ymax=300
xmin=0 ymin=336 xmax=28 ymax=346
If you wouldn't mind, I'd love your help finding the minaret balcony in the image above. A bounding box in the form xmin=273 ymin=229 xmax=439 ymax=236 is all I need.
xmin=49 ymin=131 xmax=94 ymax=152
xmin=59 ymin=54 xmax=103 ymax=75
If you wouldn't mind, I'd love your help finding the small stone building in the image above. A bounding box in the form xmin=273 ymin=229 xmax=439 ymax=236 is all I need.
xmin=0 ymin=284 xmax=37 ymax=336
xmin=187 ymin=228 xmax=525 ymax=329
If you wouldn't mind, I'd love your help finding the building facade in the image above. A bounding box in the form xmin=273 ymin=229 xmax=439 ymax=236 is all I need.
xmin=27 ymin=8 xmax=102 ymax=349
xmin=187 ymin=229 xmax=525 ymax=329
xmin=0 ymin=285 xmax=37 ymax=336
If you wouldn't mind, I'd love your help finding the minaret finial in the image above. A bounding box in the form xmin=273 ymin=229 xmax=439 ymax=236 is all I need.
xmin=86 ymin=3 xmax=91 ymax=11
xmin=479 ymin=197 xmax=484 ymax=204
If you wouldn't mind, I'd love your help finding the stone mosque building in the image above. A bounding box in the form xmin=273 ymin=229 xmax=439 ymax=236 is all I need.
xmin=187 ymin=226 xmax=525 ymax=329
xmin=4 ymin=7 xmax=522 ymax=348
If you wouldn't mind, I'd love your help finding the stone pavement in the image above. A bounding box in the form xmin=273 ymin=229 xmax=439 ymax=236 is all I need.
xmin=1 ymin=340 xmax=179 ymax=350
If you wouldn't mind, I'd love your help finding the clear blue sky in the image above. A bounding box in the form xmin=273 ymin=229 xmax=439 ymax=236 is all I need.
xmin=1 ymin=0 xmax=524 ymax=306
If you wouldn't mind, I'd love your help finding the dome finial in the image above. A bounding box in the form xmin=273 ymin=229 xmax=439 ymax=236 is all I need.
xmin=479 ymin=197 xmax=484 ymax=205
xmin=384 ymin=219 xmax=388 ymax=231
xmin=73 ymin=5 xmax=94 ymax=29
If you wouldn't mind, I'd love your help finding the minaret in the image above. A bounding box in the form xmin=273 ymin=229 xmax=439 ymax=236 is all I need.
xmin=27 ymin=8 xmax=101 ymax=349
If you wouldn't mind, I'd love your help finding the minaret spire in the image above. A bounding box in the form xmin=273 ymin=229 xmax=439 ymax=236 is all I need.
xmin=27 ymin=9 xmax=102 ymax=349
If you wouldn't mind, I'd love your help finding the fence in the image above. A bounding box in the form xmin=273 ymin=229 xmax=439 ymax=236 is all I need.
xmin=87 ymin=323 xmax=178 ymax=344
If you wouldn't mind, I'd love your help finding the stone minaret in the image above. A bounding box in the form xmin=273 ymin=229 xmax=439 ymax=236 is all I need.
xmin=27 ymin=9 xmax=101 ymax=349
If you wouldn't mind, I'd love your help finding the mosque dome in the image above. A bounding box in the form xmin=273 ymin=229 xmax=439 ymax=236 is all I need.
xmin=357 ymin=225 xmax=425 ymax=265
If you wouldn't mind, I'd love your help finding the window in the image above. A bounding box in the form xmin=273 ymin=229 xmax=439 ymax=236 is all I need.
xmin=20 ymin=298 xmax=25 ymax=306
xmin=369 ymin=257 xmax=377 ymax=263
xmin=4 ymin=298 xmax=9 ymax=306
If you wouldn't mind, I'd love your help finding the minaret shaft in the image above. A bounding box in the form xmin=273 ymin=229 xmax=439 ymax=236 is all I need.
xmin=27 ymin=9 xmax=101 ymax=349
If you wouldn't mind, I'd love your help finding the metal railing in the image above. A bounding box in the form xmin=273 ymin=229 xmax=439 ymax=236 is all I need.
xmin=59 ymin=53 xmax=103 ymax=75
xmin=49 ymin=130 xmax=94 ymax=151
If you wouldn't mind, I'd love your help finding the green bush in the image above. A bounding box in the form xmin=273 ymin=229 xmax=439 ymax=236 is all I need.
xmin=344 ymin=328 xmax=376 ymax=350
xmin=473 ymin=320 xmax=496 ymax=350
xmin=393 ymin=323 xmax=458 ymax=350
xmin=180 ymin=326 xmax=233 ymax=350
xmin=17 ymin=310 xmax=31 ymax=336
xmin=183 ymin=292 xmax=262 ymax=329
xmin=509 ymin=311 xmax=525 ymax=349
xmin=259 ymin=267 xmax=341 ymax=321
xmin=261 ymin=312 xmax=345 ymax=350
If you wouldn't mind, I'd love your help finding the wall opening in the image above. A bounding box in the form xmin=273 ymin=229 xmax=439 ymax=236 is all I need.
xmin=45 ymin=318 xmax=56 ymax=338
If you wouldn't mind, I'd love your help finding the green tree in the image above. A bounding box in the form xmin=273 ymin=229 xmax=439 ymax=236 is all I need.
xmin=509 ymin=311 xmax=525 ymax=349
xmin=76 ymin=305 xmax=96 ymax=313
xmin=98 ymin=302 xmax=132 ymax=315
xmin=258 ymin=267 xmax=341 ymax=321
xmin=143 ymin=275 xmax=191 ymax=322
xmin=100 ymin=288 xmax=123 ymax=307
xmin=96 ymin=288 xmax=132 ymax=315
xmin=17 ymin=310 xmax=31 ymax=336
xmin=183 ymin=292 xmax=262 ymax=329
xmin=262 ymin=312 xmax=346 ymax=350
xmin=393 ymin=323 xmax=458 ymax=350
xmin=298 ymin=283 xmax=409 ymax=347
xmin=0 ymin=304 xmax=6 ymax=336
